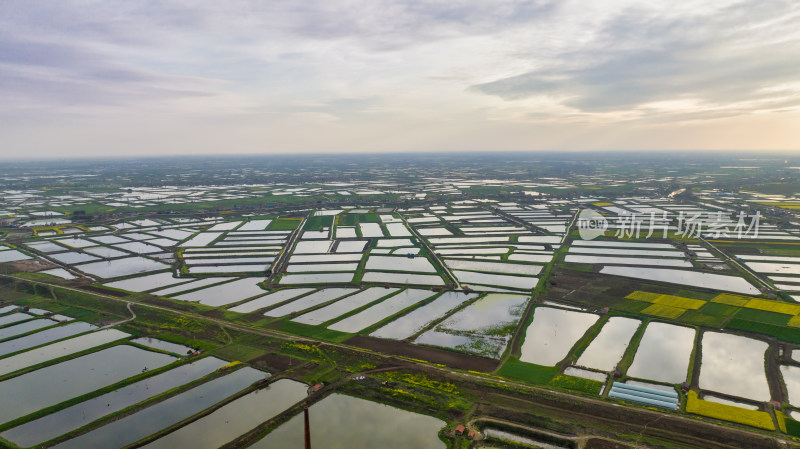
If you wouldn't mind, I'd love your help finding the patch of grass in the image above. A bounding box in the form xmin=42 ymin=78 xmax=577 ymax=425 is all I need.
xmin=10 ymin=272 xmax=65 ymax=282
xmin=496 ymin=358 xmax=559 ymax=384
xmin=548 ymin=374 xmax=603 ymax=394
xmin=268 ymin=218 xmax=301 ymax=231
xmin=678 ymin=310 xmax=727 ymax=328
xmin=339 ymin=213 xmax=380 ymax=226
xmin=699 ymin=302 xmax=740 ymax=316
xmin=301 ymin=364 xmax=340 ymax=384
xmin=303 ymin=215 xmax=333 ymax=230
xmin=734 ymin=308 xmax=791 ymax=326
xmin=784 ymin=417 xmax=800 ymax=437
xmin=685 ymin=391 xmax=774 ymax=430
xmin=381 ymin=371 xmax=460 ymax=395
xmin=211 ymin=344 xmax=266 ymax=362
xmin=150 ymin=332 xmax=218 ymax=351
xmin=121 ymin=306 xmax=228 ymax=346
xmin=612 ymin=299 xmax=651 ymax=314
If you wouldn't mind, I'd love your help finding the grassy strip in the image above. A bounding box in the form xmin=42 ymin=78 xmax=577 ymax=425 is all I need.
xmin=548 ymin=374 xmax=604 ymax=395
xmin=615 ymin=319 xmax=649 ymax=376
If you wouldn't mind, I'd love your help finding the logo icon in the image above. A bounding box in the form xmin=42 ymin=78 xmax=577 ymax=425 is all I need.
xmin=577 ymin=209 xmax=607 ymax=240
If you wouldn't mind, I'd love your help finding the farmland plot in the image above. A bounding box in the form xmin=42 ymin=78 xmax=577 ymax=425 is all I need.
xmin=416 ymin=293 xmax=528 ymax=358
xmin=519 ymin=307 xmax=599 ymax=366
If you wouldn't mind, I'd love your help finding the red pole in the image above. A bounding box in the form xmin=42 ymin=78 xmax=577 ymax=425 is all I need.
xmin=304 ymin=407 xmax=311 ymax=449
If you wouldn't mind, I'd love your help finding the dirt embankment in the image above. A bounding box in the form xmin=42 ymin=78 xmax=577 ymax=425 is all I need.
xmin=346 ymin=335 xmax=500 ymax=372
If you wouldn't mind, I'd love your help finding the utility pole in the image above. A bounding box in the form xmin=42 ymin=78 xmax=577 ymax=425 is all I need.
xmin=304 ymin=407 xmax=311 ymax=449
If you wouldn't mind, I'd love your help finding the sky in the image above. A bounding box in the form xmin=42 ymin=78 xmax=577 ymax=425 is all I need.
xmin=2 ymin=0 xmax=800 ymax=158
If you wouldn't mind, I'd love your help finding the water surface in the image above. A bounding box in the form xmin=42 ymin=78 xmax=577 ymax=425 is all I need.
xmin=249 ymin=393 xmax=445 ymax=449
xmin=0 ymin=345 xmax=174 ymax=424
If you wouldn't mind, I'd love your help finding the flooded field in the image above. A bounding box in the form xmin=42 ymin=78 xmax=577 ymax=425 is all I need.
xmin=626 ymin=322 xmax=695 ymax=384
xmin=249 ymin=393 xmax=446 ymax=449
xmin=292 ymin=288 xmax=399 ymax=325
xmin=188 ymin=264 xmax=270 ymax=274
xmin=51 ymin=367 xmax=266 ymax=449
xmin=417 ymin=293 xmax=528 ymax=358
xmin=0 ymin=321 xmax=97 ymax=356
xmin=265 ymin=288 xmax=355 ymax=317
xmin=1 ymin=357 xmax=227 ymax=447
xmin=0 ymin=345 xmax=175 ymax=424
xmin=173 ymin=278 xmax=266 ymax=306
xmin=365 ymin=255 xmax=437 ymax=273
xmin=290 ymin=254 xmax=363 ymax=263
xmin=0 ymin=313 xmax=31 ymax=327
xmin=131 ymin=337 xmax=193 ymax=354
xmin=698 ymin=332 xmax=770 ymax=401
xmin=141 ymin=379 xmax=307 ymax=449
xmin=329 ymin=289 xmax=435 ymax=333
xmin=371 ymin=291 xmax=478 ymax=340
xmin=279 ymin=273 xmax=354 ymax=284
xmin=7 ymin=158 xmax=800 ymax=443
xmin=565 ymin=255 xmax=692 ymax=267
xmin=576 ymin=317 xmax=641 ymax=371
xmin=229 ymin=288 xmax=314 ymax=313
xmin=780 ymin=365 xmax=800 ymax=407
xmin=444 ymin=258 xmax=542 ymax=275
xmin=361 ymin=272 xmax=444 ymax=285
xmin=519 ymin=307 xmax=599 ymax=366
xmin=0 ymin=328 xmax=128 ymax=376
xmin=599 ymin=266 xmax=760 ymax=295
xmin=152 ymin=277 xmax=235 ymax=296
xmin=75 ymin=256 xmax=169 ymax=279
xmin=286 ymin=262 xmax=359 ymax=272
xmin=453 ymin=270 xmax=538 ymax=290
xmin=104 ymin=271 xmax=192 ymax=292
xmin=0 ymin=319 xmax=54 ymax=341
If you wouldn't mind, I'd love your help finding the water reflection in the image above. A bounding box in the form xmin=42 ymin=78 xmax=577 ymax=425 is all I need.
xmin=626 ymin=322 xmax=694 ymax=383
xmin=250 ymin=393 xmax=445 ymax=449
xmin=699 ymin=332 xmax=769 ymax=401
xmin=519 ymin=307 xmax=599 ymax=366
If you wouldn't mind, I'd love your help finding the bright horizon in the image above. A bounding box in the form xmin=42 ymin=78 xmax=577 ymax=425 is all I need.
xmin=3 ymin=1 xmax=800 ymax=158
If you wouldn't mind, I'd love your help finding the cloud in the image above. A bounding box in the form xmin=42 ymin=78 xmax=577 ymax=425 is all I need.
xmin=471 ymin=0 xmax=800 ymax=115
